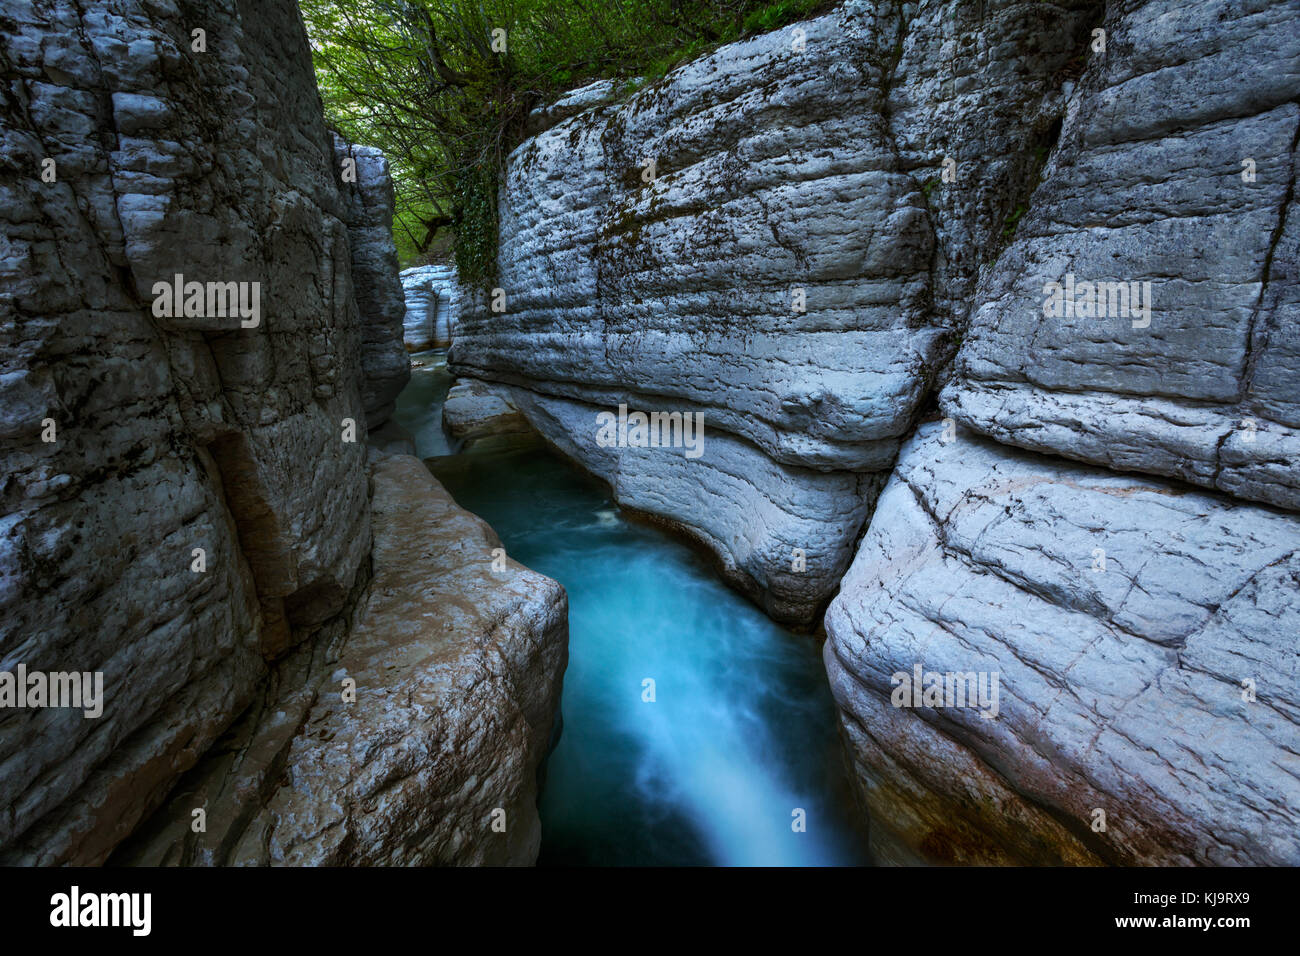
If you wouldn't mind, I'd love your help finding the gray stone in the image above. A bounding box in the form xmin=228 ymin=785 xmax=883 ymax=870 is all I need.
xmin=113 ymin=455 xmax=568 ymax=866
xmin=334 ymin=134 xmax=411 ymax=427
xmin=456 ymin=379 xmax=881 ymax=624
xmin=401 ymin=264 xmax=460 ymax=351
xmin=449 ymin=0 xmax=1102 ymax=621
xmin=442 ymin=378 xmax=531 ymax=445
xmin=942 ymin=0 xmax=1300 ymax=512
xmin=825 ymin=423 xmax=1300 ymax=865
xmin=0 ymin=0 xmax=371 ymax=864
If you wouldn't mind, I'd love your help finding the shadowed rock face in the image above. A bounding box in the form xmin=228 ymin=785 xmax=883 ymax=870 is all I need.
xmin=0 ymin=0 xmax=372 ymax=864
xmin=113 ymin=455 xmax=568 ymax=867
xmin=0 ymin=0 xmax=561 ymax=869
xmin=334 ymin=135 xmax=411 ymax=427
xmin=449 ymin=0 xmax=1102 ymax=622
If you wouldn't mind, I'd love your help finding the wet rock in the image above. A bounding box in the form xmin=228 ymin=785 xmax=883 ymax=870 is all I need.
xmin=455 ymin=380 xmax=880 ymax=625
xmin=114 ymin=455 xmax=568 ymax=866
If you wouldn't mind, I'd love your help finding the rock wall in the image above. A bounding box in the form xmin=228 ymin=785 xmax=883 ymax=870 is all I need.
xmin=826 ymin=424 xmax=1299 ymax=865
xmin=942 ymin=0 xmax=1300 ymax=512
xmin=823 ymin=0 xmax=1300 ymax=865
xmin=401 ymin=263 xmax=459 ymax=351
xmin=453 ymin=0 xmax=1300 ymax=862
xmin=114 ymin=455 xmax=567 ymax=866
xmin=449 ymin=0 xmax=1103 ymax=624
xmin=0 ymin=0 xmax=372 ymax=865
xmin=334 ymin=135 xmax=411 ymax=427
xmin=0 ymin=0 xmax=562 ymax=868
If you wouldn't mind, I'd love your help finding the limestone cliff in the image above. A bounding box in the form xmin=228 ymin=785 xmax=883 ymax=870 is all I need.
xmin=0 ymin=0 xmax=562 ymax=867
xmin=825 ymin=0 xmax=1300 ymax=865
xmin=334 ymin=134 xmax=411 ymax=426
xmin=449 ymin=0 xmax=1300 ymax=863
xmin=449 ymin=0 xmax=1104 ymax=623
xmin=401 ymin=263 xmax=461 ymax=351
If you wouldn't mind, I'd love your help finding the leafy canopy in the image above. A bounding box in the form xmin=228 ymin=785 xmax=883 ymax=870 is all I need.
xmin=299 ymin=0 xmax=829 ymax=282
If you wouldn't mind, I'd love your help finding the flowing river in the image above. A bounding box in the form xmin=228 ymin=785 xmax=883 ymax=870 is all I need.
xmin=394 ymin=352 xmax=870 ymax=866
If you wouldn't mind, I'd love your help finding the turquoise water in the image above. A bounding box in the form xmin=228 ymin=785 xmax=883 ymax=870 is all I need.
xmin=394 ymin=351 xmax=456 ymax=457
xmin=394 ymin=357 xmax=870 ymax=866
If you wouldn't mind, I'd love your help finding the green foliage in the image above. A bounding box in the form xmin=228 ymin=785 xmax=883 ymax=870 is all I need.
xmin=1001 ymin=203 xmax=1027 ymax=239
xmin=742 ymin=0 xmax=820 ymax=35
xmin=300 ymin=0 xmax=835 ymax=284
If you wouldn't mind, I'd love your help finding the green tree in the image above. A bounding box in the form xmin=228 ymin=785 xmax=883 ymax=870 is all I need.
xmin=299 ymin=0 xmax=829 ymax=281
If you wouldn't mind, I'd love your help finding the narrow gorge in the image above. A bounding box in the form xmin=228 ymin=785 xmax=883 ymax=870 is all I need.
xmin=0 ymin=0 xmax=1297 ymax=873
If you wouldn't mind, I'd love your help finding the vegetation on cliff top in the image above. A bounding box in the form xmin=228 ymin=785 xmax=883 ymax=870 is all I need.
xmin=299 ymin=0 xmax=832 ymax=283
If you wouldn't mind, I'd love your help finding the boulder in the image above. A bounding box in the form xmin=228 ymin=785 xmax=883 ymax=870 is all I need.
xmin=442 ymin=378 xmax=532 ymax=445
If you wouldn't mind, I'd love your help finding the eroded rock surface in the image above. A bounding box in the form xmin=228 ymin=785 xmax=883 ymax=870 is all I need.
xmin=943 ymin=0 xmax=1300 ymax=512
xmin=334 ymin=134 xmax=411 ymax=426
xmin=114 ymin=455 xmax=568 ymax=866
xmin=450 ymin=0 xmax=1299 ymax=862
xmin=442 ymin=378 xmax=532 ymax=446
xmin=0 ymin=0 xmax=373 ymax=864
xmin=449 ymin=0 xmax=1102 ymax=621
xmin=825 ymin=424 xmax=1300 ymax=865
xmin=401 ymin=264 xmax=459 ymax=351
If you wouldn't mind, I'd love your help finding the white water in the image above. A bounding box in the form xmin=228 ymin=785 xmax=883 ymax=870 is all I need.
xmin=395 ymin=355 xmax=868 ymax=866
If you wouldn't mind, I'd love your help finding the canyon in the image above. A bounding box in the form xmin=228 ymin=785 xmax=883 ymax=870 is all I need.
xmin=1 ymin=0 xmax=1297 ymax=867
xmin=0 ymin=0 xmax=560 ymax=866
xmin=447 ymin=0 xmax=1300 ymax=865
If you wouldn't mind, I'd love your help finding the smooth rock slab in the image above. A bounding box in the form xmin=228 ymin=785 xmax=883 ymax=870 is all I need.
xmin=825 ymin=423 xmax=1300 ymax=865
xmin=114 ymin=454 xmax=568 ymax=866
xmin=442 ymin=379 xmax=532 ymax=445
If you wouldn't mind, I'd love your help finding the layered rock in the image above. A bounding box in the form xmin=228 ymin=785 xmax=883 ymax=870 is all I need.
xmin=442 ymin=378 xmax=532 ymax=446
xmin=334 ymin=135 xmax=411 ymax=426
xmin=449 ymin=0 xmax=1103 ymax=622
xmin=401 ymin=264 xmax=459 ymax=351
xmin=825 ymin=424 xmax=1300 ymax=865
xmin=0 ymin=0 xmax=377 ymax=864
xmin=821 ymin=0 xmax=1300 ymax=865
xmin=451 ymin=379 xmax=880 ymax=622
xmin=114 ymin=455 xmax=568 ymax=866
xmin=942 ymin=0 xmax=1300 ymax=512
